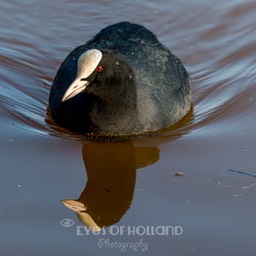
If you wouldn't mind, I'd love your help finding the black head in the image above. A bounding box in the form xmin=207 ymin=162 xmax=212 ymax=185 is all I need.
xmin=62 ymin=49 xmax=135 ymax=103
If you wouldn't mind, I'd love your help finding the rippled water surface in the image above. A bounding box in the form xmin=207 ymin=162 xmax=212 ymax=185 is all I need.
xmin=1 ymin=0 xmax=256 ymax=255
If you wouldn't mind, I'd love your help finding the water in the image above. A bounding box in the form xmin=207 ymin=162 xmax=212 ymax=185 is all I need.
xmin=1 ymin=0 xmax=256 ymax=255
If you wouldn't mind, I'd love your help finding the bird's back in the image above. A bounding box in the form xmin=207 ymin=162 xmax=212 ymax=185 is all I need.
xmin=87 ymin=22 xmax=191 ymax=132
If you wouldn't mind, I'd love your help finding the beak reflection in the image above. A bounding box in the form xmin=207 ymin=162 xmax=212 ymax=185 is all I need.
xmin=62 ymin=141 xmax=159 ymax=231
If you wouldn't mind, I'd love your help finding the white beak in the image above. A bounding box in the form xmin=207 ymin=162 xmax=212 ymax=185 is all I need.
xmin=61 ymin=49 xmax=102 ymax=102
xmin=62 ymin=78 xmax=89 ymax=102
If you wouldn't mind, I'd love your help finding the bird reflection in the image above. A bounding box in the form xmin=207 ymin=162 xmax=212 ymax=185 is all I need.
xmin=62 ymin=141 xmax=159 ymax=231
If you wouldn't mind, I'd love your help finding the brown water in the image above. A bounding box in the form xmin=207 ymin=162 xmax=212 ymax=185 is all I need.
xmin=1 ymin=0 xmax=256 ymax=255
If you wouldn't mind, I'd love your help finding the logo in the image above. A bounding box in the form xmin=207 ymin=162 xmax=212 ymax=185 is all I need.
xmin=60 ymin=218 xmax=75 ymax=227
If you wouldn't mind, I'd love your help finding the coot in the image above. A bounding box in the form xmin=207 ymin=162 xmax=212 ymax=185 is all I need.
xmin=49 ymin=21 xmax=191 ymax=135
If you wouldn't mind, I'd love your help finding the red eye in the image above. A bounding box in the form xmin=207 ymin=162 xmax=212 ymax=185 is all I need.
xmin=96 ymin=66 xmax=103 ymax=72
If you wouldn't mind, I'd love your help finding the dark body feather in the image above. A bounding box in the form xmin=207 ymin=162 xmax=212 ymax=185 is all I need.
xmin=49 ymin=22 xmax=191 ymax=135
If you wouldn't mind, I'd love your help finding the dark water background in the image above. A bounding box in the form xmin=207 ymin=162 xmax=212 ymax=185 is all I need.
xmin=1 ymin=0 xmax=256 ymax=255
